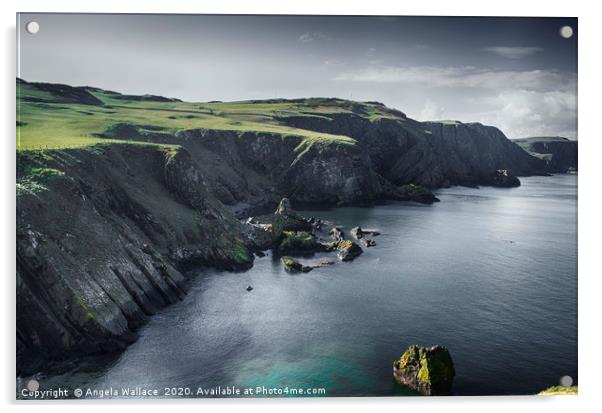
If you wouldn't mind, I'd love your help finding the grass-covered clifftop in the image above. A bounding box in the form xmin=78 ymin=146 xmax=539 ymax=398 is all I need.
xmin=17 ymin=78 xmax=363 ymax=151
xmin=18 ymin=78 xmax=546 ymax=196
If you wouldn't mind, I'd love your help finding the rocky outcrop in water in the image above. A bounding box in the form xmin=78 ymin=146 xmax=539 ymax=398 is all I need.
xmin=350 ymin=227 xmax=378 ymax=247
xmin=275 ymin=197 xmax=295 ymax=216
xmin=329 ymin=226 xmax=345 ymax=242
xmin=393 ymin=345 xmax=456 ymax=395
xmin=514 ymin=137 xmax=578 ymax=173
xmin=331 ymin=240 xmax=363 ymax=261
xmin=281 ymin=256 xmax=313 ymax=273
xmin=490 ymin=169 xmax=521 ymax=187
xmin=395 ymin=184 xmax=440 ymax=203
xmin=281 ymin=256 xmax=335 ymax=273
xmin=276 ymin=231 xmax=322 ymax=255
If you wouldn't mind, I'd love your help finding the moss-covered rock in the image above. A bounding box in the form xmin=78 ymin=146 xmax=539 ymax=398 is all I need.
xmin=277 ymin=231 xmax=321 ymax=255
xmin=393 ymin=345 xmax=455 ymax=395
xmin=538 ymin=386 xmax=578 ymax=396
xmin=271 ymin=215 xmax=312 ymax=241
xmin=396 ymin=184 xmax=439 ymax=204
xmin=335 ymin=239 xmax=363 ymax=261
xmin=319 ymin=239 xmax=363 ymax=261
xmin=230 ymin=238 xmax=253 ymax=268
xmin=281 ymin=256 xmax=313 ymax=273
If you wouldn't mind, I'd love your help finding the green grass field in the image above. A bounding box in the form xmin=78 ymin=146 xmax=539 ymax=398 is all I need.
xmin=16 ymin=80 xmax=404 ymax=151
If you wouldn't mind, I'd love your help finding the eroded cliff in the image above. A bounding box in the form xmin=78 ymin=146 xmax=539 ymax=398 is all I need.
xmin=514 ymin=137 xmax=578 ymax=173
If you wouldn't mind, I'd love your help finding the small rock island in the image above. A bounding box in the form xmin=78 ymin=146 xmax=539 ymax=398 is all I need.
xmin=393 ymin=345 xmax=456 ymax=396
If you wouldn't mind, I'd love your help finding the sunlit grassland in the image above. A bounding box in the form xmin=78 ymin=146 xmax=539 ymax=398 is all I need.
xmin=17 ymin=90 xmax=360 ymax=151
xmin=18 ymin=82 xmax=423 ymax=150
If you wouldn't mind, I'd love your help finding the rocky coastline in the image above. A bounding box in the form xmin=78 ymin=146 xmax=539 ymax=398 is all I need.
xmin=16 ymin=80 xmax=554 ymax=375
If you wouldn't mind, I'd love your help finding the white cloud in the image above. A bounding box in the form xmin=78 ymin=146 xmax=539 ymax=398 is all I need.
xmin=483 ymin=46 xmax=543 ymax=59
xmin=472 ymin=89 xmax=577 ymax=138
xmin=298 ymin=32 xmax=330 ymax=43
xmin=334 ymin=65 xmax=575 ymax=92
xmin=334 ymin=65 xmax=577 ymax=138
xmin=324 ymin=59 xmax=344 ymax=67
xmin=419 ymin=100 xmax=446 ymax=121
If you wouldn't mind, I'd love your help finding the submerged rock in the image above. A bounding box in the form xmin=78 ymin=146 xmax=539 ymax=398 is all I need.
xmin=246 ymin=285 xmax=253 ymax=292
xmin=316 ymin=259 xmax=335 ymax=267
xmin=393 ymin=345 xmax=455 ymax=395
xmin=363 ymin=228 xmax=380 ymax=237
xmin=361 ymin=238 xmax=376 ymax=247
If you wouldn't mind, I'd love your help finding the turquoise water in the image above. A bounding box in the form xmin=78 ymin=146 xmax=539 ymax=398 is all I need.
xmin=31 ymin=175 xmax=577 ymax=397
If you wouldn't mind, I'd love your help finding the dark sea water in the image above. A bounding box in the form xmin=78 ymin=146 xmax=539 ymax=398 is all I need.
xmin=29 ymin=175 xmax=577 ymax=398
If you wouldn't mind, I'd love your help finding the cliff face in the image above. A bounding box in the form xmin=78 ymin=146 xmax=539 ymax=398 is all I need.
xmin=514 ymin=137 xmax=578 ymax=173
xmin=16 ymin=145 xmax=268 ymax=374
xmin=176 ymin=129 xmax=383 ymax=209
xmin=278 ymin=114 xmax=545 ymax=188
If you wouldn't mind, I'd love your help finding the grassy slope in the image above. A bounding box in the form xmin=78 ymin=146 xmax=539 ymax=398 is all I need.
xmin=538 ymin=386 xmax=578 ymax=395
xmin=16 ymin=81 xmax=406 ymax=151
xmin=513 ymin=136 xmax=575 ymax=161
xmin=513 ymin=137 xmax=572 ymax=143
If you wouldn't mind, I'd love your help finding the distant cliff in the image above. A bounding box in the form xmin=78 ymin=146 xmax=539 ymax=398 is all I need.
xmin=278 ymin=114 xmax=546 ymax=189
xmin=514 ymin=137 xmax=577 ymax=173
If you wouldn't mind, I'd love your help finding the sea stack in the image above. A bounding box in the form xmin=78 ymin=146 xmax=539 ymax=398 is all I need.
xmin=393 ymin=345 xmax=455 ymax=395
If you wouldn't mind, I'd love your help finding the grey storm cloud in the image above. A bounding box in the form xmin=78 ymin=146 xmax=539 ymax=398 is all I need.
xmin=334 ymin=66 xmax=576 ymax=92
xmin=483 ymin=46 xmax=544 ymax=59
xmin=298 ymin=32 xmax=330 ymax=43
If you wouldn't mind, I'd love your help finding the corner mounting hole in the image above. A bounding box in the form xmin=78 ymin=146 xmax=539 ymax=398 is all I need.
xmin=559 ymin=375 xmax=573 ymax=387
xmin=26 ymin=21 xmax=40 ymax=34
xmin=560 ymin=26 xmax=573 ymax=39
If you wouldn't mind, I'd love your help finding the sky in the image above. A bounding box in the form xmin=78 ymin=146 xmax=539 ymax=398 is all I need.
xmin=18 ymin=14 xmax=578 ymax=139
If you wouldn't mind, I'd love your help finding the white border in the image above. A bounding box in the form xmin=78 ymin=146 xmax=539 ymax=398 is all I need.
xmin=2 ymin=1 xmax=600 ymax=412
